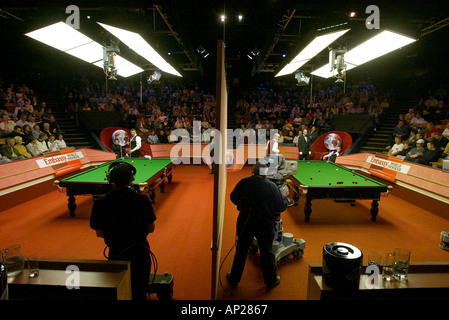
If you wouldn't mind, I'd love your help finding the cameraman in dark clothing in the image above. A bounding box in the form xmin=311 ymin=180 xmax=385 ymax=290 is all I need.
xmin=226 ymin=160 xmax=289 ymax=289
xmin=90 ymin=161 xmax=156 ymax=300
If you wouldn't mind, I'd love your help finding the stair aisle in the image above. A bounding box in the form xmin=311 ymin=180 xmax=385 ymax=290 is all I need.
xmin=46 ymin=96 xmax=99 ymax=150
xmin=359 ymin=102 xmax=414 ymax=154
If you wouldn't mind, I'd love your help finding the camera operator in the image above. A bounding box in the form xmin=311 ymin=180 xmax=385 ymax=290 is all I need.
xmin=226 ymin=159 xmax=289 ymax=289
xmin=90 ymin=161 xmax=156 ymax=300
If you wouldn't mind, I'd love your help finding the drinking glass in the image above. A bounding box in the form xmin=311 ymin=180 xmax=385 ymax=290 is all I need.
xmin=393 ymin=248 xmax=411 ymax=281
xmin=382 ymin=252 xmax=394 ymax=281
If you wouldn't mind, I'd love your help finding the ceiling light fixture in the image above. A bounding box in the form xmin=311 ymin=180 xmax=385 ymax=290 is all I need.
xmin=275 ymin=28 xmax=350 ymax=77
xmin=97 ymin=22 xmax=182 ymax=77
xmin=25 ymin=21 xmax=143 ymax=78
xmin=311 ymin=30 xmax=417 ymax=78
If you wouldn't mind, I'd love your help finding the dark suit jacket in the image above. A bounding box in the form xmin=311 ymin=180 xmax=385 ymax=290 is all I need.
xmin=297 ymin=135 xmax=311 ymax=154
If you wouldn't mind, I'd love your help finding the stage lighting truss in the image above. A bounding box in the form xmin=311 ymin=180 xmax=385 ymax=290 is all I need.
xmin=275 ymin=28 xmax=350 ymax=77
xmin=25 ymin=21 xmax=144 ymax=78
xmin=311 ymin=30 xmax=417 ymax=79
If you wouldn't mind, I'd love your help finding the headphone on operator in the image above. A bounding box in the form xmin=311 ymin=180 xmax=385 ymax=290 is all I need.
xmin=252 ymin=159 xmax=269 ymax=176
xmin=106 ymin=161 xmax=137 ymax=185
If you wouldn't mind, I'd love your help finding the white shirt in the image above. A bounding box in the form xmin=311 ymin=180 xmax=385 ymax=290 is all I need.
xmin=130 ymin=134 xmax=142 ymax=153
xmin=390 ymin=143 xmax=404 ymax=156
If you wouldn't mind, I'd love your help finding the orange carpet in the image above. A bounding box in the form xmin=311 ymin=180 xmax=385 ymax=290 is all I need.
xmin=1 ymin=164 xmax=449 ymax=300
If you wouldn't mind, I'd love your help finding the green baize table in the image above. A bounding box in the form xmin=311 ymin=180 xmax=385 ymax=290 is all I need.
xmin=55 ymin=158 xmax=173 ymax=217
xmin=288 ymin=160 xmax=390 ymax=221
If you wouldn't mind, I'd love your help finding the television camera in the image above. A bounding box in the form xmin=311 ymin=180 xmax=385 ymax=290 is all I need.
xmin=251 ymin=154 xmax=306 ymax=264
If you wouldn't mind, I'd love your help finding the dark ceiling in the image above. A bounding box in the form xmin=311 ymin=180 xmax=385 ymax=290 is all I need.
xmin=1 ymin=0 xmax=449 ymax=91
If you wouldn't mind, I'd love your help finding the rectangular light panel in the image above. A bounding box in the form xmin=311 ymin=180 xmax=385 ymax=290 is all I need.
xmin=275 ymin=28 xmax=350 ymax=77
xmin=311 ymin=30 xmax=417 ymax=78
xmin=97 ymin=22 xmax=182 ymax=77
xmin=25 ymin=21 xmax=143 ymax=78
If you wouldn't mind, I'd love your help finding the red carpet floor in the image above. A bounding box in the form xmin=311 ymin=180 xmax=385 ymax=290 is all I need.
xmin=1 ymin=164 xmax=449 ymax=300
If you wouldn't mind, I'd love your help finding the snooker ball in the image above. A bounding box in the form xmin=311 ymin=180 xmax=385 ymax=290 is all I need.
xmin=336 ymin=169 xmax=339 ymax=171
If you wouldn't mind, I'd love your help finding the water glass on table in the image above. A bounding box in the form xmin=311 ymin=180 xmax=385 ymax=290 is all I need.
xmin=368 ymin=251 xmax=382 ymax=269
xmin=26 ymin=257 xmax=39 ymax=278
xmin=392 ymin=248 xmax=411 ymax=281
xmin=382 ymin=252 xmax=395 ymax=281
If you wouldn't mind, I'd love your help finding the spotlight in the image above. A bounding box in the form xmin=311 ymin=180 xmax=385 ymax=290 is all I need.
xmin=220 ymin=15 xmax=226 ymax=22
xmin=147 ymin=70 xmax=162 ymax=84
xmin=295 ymin=72 xmax=310 ymax=86
xmin=103 ymin=44 xmax=120 ymax=80
xmin=349 ymin=12 xmax=356 ymax=18
xmin=238 ymin=14 xmax=243 ymax=22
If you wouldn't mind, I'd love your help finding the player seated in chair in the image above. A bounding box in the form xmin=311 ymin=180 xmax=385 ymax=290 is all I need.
xmin=322 ymin=146 xmax=341 ymax=162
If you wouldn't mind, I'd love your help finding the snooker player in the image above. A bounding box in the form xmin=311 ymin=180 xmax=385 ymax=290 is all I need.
xmin=128 ymin=128 xmax=142 ymax=158
xmin=90 ymin=161 xmax=156 ymax=300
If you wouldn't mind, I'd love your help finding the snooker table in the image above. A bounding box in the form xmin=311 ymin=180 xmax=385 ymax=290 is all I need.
xmin=288 ymin=160 xmax=390 ymax=222
xmin=54 ymin=158 xmax=174 ymax=217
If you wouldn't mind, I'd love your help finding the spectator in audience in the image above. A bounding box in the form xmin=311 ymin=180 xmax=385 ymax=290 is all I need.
xmin=442 ymin=142 xmax=449 ymax=160
xmin=409 ymin=113 xmax=427 ymax=128
xmin=13 ymin=136 xmax=32 ymax=158
xmin=147 ymin=130 xmax=159 ymax=144
xmin=424 ymin=122 xmax=439 ymax=141
xmin=433 ymin=131 xmax=449 ymax=152
xmin=26 ymin=137 xmax=40 ymax=157
xmin=0 ymin=151 xmax=12 ymax=163
xmin=1 ymin=138 xmax=25 ymax=160
xmin=388 ymin=136 xmax=404 ymax=157
xmin=442 ymin=123 xmax=449 ymax=139
xmin=396 ymin=141 xmax=412 ymax=159
xmin=415 ymin=141 xmax=441 ymax=166
xmin=31 ymin=124 xmax=42 ymax=139
xmin=41 ymin=107 xmax=54 ymax=123
xmin=0 ymin=115 xmax=16 ymax=137
xmin=55 ymin=134 xmax=68 ymax=150
xmin=42 ymin=122 xmax=53 ymax=139
xmin=35 ymin=133 xmax=49 ymax=155
xmin=157 ymin=130 xmax=168 ymax=144
xmin=47 ymin=135 xmax=58 ymax=151
xmin=25 ymin=115 xmax=36 ymax=128
xmin=21 ymin=124 xmax=33 ymax=144
xmin=433 ymin=100 xmax=448 ymax=124
xmin=404 ymin=108 xmax=415 ymax=124
xmin=309 ymin=125 xmax=320 ymax=144
xmin=15 ymin=113 xmax=28 ymax=128
xmin=404 ymin=139 xmax=425 ymax=162
xmin=390 ymin=120 xmax=408 ymax=146
xmin=47 ymin=116 xmax=61 ymax=134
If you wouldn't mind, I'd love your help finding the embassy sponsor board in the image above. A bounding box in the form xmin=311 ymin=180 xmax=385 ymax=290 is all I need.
xmin=366 ymin=156 xmax=411 ymax=174
xmin=36 ymin=151 xmax=85 ymax=168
